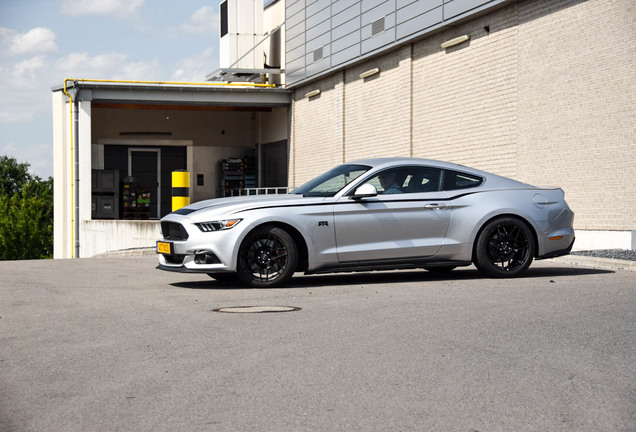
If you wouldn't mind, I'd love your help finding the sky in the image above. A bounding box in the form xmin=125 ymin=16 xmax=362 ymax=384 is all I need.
xmin=0 ymin=0 xmax=223 ymax=179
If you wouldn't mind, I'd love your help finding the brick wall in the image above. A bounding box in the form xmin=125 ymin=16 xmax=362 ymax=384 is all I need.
xmin=289 ymin=0 xmax=635 ymax=231
xmin=412 ymin=5 xmax=519 ymax=178
xmin=290 ymin=72 xmax=345 ymax=187
xmin=344 ymin=46 xmax=412 ymax=161
xmin=516 ymin=0 xmax=635 ymax=230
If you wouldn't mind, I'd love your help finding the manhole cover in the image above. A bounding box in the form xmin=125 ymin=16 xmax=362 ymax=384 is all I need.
xmin=212 ymin=306 xmax=301 ymax=314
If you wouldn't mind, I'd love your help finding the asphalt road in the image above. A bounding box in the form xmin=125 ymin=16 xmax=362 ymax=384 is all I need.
xmin=1 ymin=256 xmax=634 ymax=432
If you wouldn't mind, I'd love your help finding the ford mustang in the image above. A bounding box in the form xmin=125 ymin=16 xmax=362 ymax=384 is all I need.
xmin=156 ymin=158 xmax=575 ymax=287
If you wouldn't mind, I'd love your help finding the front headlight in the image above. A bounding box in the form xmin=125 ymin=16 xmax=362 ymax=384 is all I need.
xmin=195 ymin=219 xmax=242 ymax=232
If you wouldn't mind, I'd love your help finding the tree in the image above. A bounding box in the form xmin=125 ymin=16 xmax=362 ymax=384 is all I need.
xmin=0 ymin=155 xmax=32 ymax=196
xmin=0 ymin=156 xmax=53 ymax=260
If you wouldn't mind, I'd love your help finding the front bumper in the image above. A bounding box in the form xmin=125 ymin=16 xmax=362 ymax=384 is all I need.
xmin=156 ymin=218 xmax=245 ymax=273
xmin=157 ymin=248 xmax=234 ymax=273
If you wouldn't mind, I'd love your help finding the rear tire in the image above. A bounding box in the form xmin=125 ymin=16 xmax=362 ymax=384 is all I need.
xmin=474 ymin=217 xmax=535 ymax=278
xmin=237 ymin=226 xmax=298 ymax=288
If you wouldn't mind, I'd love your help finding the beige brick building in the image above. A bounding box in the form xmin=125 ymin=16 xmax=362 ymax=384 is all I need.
xmin=289 ymin=0 xmax=635 ymax=250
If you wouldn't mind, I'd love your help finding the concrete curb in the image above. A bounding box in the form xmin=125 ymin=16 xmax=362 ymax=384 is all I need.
xmin=95 ymin=247 xmax=156 ymax=258
xmin=550 ymin=255 xmax=636 ymax=272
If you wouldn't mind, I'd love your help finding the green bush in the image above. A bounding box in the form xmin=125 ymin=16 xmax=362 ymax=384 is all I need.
xmin=0 ymin=156 xmax=53 ymax=260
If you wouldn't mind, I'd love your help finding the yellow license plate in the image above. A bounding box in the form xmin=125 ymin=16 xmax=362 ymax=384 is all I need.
xmin=156 ymin=241 xmax=172 ymax=255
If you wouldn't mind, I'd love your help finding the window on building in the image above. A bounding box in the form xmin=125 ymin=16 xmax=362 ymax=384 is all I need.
xmin=220 ymin=1 xmax=228 ymax=38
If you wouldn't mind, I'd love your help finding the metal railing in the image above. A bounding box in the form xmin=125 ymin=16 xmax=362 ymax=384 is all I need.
xmin=222 ymin=187 xmax=294 ymax=197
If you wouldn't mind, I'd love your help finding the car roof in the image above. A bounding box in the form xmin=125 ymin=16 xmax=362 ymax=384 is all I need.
xmin=348 ymin=157 xmax=481 ymax=174
xmin=345 ymin=157 xmax=531 ymax=188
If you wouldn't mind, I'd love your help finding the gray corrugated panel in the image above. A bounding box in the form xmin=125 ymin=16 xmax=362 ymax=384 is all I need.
xmin=396 ymin=5 xmax=442 ymax=39
xmin=287 ymin=43 xmax=306 ymax=64
xmin=306 ymin=32 xmax=331 ymax=52
xmin=361 ymin=0 xmax=396 ymax=26
xmin=286 ymin=0 xmax=305 ymax=19
xmin=287 ymin=8 xmax=305 ymax=29
xmin=332 ymin=28 xmax=360 ymax=53
xmin=361 ymin=12 xmax=395 ymax=39
xmin=396 ymin=0 xmax=418 ymax=8
xmin=286 ymin=30 xmax=305 ymax=51
xmin=306 ymin=57 xmax=331 ymax=77
xmin=306 ymin=6 xmax=331 ymax=28
xmin=332 ymin=2 xmax=360 ymax=27
xmin=331 ymin=43 xmax=361 ymax=66
xmin=306 ymin=18 xmax=331 ymax=41
xmin=332 ymin=0 xmax=359 ymax=15
xmin=444 ymin=0 xmax=492 ymax=19
xmin=286 ymin=20 xmax=306 ymax=41
xmin=397 ymin=0 xmax=442 ymax=22
xmin=333 ymin=16 xmax=360 ymax=41
xmin=286 ymin=57 xmax=306 ymax=73
xmin=362 ymin=0 xmax=389 ymax=13
xmin=305 ymin=43 xmax=331 ymax=63
xmin=286 ymin=68 xmax=306 ymax=85
xmin=361 ymin=14 xmax=395 ymax=54
xmin=307 ymin=0 xmax=329 ymax=16
xmin=286 ymin=0 xmax=512 ymax=87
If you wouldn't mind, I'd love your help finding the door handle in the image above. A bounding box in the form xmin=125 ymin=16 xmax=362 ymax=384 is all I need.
xmin=424 ymin=203 xmax=447 ymax=209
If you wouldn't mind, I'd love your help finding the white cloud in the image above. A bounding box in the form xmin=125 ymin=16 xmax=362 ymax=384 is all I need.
xmin=0 ymin=27 xmax=58 ymax=57
xmin=55 ymin=52 xmax=163 ymax=81
xmin=181 ymin=6 xmax=218 ymax=36
xmin=170 ymin=47 xmax=216 ymax=82
xmin=0 ymin=50 xmax=166 ymax=125
xmin=61 ymin=0 xmax=144 ymax=17
xmin=0 ymin=141 xmax=51 ymax=177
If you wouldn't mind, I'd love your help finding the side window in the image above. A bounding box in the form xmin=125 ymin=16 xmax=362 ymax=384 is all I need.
xmin=367 ymin=167 xmax=443 ymax=194
xmin=442 ymin=170 xmax=483 ymax=191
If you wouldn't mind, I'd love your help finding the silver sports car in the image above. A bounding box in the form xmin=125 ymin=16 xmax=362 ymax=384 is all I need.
xmin=157 ymin=158 xmax=575 ymax=287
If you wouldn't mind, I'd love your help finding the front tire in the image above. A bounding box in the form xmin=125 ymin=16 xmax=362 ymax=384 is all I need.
xmin=237 ymin=226 xmax=298 ymax=288
xmin=474 ymin=217 xmax=535 ymax=278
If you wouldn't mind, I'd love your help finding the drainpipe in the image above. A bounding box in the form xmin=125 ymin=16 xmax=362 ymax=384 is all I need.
xmin=62 ymin=79 xmax=80 ymax=258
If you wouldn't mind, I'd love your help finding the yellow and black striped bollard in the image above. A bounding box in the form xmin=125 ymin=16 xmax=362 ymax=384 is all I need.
xmin=172 ymin=170 xmax=190 ymax=211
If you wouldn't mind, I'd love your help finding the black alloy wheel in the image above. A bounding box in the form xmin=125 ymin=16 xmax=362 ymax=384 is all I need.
xmin=474 ymin=217 xmax=535 ymax=278
xmin=237 ymin=226 xmax=298 ymax=288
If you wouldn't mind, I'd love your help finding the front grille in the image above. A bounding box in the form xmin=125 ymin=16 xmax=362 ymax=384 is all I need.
xmin=162 ymin=254 xmax=186 ymax=265
xmin=161 ymin=222 xmax=189 ymax=240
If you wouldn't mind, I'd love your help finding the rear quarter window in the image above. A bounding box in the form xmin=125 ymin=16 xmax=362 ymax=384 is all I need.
xmin=443 ymin=170 xmax=483 ymax=191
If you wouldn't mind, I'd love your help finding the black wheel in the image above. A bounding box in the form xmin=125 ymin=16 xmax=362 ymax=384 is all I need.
xmin=425 ymin=265 xmax=457 ymax=274
xmin=474 ymin=217 xmax=535 ymax=278
xmin=237 ymin=226 xmax=298 ymax=288
xmin=207 ymin=273 xmax=239 ymax=283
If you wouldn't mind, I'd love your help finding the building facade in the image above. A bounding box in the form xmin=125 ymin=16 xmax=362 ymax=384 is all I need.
xmin=286 ymin=0 xmax=635 ymax=250
xmin=52 ymin=0 xmax=634 ymax=258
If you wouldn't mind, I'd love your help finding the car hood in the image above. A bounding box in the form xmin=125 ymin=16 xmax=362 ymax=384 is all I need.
xmin=164 ymin=194 xmax=326 ymax=221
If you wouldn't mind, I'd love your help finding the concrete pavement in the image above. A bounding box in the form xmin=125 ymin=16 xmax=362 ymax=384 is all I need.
xmin=1 ymin=256 xmax=634 ymax=431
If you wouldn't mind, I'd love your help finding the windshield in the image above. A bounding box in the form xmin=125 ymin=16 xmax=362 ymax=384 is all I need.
xmin=292 ymin=164 xmax=371 ymax=197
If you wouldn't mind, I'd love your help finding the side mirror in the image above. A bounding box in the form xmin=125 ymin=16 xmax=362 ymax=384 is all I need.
xmin=352 ymin=183 xmax=377 ymax=199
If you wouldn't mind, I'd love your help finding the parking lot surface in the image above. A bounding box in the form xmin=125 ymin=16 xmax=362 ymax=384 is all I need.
xmin=1 ymin=256 xmax=634 ymax=431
